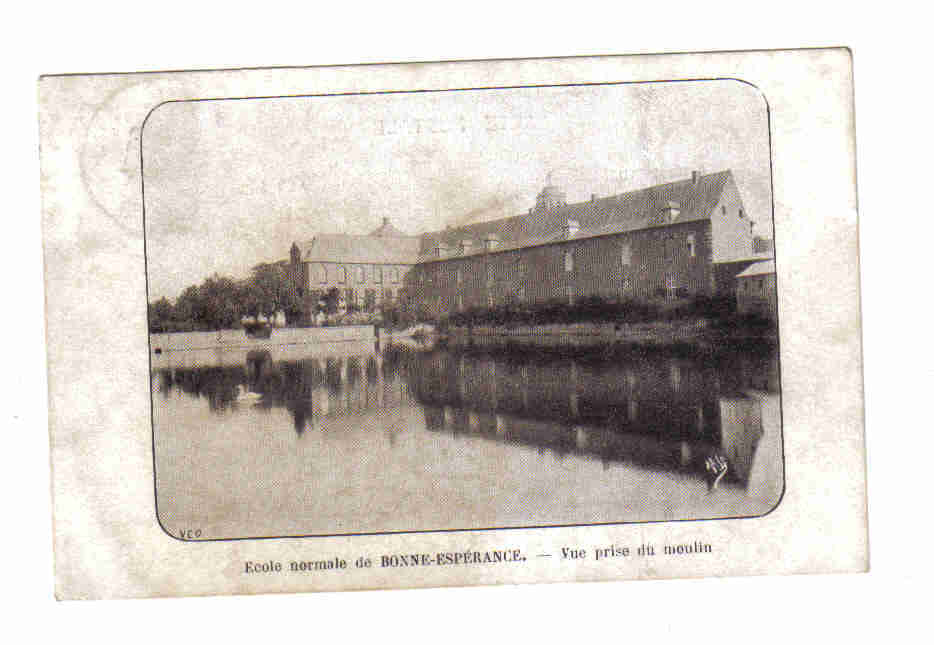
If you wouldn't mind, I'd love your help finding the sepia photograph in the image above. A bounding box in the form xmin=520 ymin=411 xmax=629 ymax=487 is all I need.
xmin=143 ymin=81 xmax=782 ymax=540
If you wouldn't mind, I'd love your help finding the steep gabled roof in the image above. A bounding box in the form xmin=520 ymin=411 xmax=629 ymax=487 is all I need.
xmin=297 ymin=234 xmax=421 ymax=265
xmin=417 ymin=170 xmax=734 ymax=262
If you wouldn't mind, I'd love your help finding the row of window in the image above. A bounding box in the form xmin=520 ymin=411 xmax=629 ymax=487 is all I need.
xmin=418 ymin=234 xmax=699 ymax=284
xmin=310 ymin=264 xmax=402 ymax=285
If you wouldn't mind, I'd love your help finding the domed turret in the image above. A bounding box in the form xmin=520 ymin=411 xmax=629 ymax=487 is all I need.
xmin=533 ymin=173 xmax=567 ymax=214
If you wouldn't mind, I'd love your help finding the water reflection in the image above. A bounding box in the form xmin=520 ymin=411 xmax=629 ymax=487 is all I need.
xmin=153 ymin=341 xmax=778 ymax=498
xmin=406 ymin=347 xmax=773 ymax=490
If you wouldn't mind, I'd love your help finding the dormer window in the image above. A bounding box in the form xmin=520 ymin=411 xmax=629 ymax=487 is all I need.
xmin=662 ymin=201 xmax=681 ymax=224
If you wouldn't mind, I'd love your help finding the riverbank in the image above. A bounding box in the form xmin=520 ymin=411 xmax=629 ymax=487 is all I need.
xmin=442 ymin=318 xmax=775 ymax=351
xmin=150 ymin=325 xmax=375 ymax=353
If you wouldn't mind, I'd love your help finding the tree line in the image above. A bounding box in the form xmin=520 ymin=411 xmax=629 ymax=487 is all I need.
xmin=148 ymin=262 xmax=303 ymax=333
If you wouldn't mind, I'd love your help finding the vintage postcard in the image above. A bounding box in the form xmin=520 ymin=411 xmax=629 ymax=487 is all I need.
xmin=39 ymin=49 xmax=866 ymax=599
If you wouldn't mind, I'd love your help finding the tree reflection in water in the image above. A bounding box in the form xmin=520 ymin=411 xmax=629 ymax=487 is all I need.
xmin=154 ymin=341 xmax=777 ymax=491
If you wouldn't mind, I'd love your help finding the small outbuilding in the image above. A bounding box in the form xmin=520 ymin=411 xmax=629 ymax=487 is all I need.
xmin=735 ymin=260 xmax=776 ymax=321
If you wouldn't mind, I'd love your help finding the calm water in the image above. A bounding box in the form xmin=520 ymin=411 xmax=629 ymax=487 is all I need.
xmin=151 ymin=338 xmax=783 ymax=540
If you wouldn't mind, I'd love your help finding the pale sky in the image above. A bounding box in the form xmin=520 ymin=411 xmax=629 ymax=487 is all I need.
xmin=143 ymin=80 xmax=772 ymax=301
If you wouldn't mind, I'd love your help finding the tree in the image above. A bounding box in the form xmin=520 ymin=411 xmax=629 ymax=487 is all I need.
xmin=148 ymin=297 xmax=174 ymax=332
xmin=246 ymin=262 xmax=303 ymax=322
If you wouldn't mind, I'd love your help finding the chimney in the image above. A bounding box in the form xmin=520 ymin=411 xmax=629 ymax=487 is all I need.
xmin=563 ymin=219 xmax=580 ymax=239
xmin=483 ymin=233 xmax=500 ymax=252
xmin=691 ymin=170 xmax=700 ymax=185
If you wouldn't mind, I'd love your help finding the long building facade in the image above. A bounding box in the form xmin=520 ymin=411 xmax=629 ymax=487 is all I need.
xmin=286 ymin=170 xmax=769 ymax=322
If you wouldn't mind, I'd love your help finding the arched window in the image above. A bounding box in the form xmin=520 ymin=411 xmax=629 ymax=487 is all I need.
xmin=337 ymin=266 xmax=346 ymax=284
xmin=392 ymin=267 xmax=399 ymax=283
xmin=357 ymin=266 xmax=365 ymax=283
xmin=375 ymin=267 xmax=383 ymax=284
xmin=316 ymin=264 xmax=327 ymax=283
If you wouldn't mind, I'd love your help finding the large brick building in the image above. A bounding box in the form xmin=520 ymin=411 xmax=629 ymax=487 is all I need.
xmin=286 ymin=170 xmax=770 ymax=322
xmin=285 ymin=218 xmax=419 ymax=321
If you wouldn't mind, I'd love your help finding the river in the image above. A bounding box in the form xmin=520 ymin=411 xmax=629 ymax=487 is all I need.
xmin=150 ymin=337 xmax=782 ymax=540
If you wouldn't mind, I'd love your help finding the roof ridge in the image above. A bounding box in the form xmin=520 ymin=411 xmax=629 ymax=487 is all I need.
xmin=424 ymin=169 xmax=733 ymax=240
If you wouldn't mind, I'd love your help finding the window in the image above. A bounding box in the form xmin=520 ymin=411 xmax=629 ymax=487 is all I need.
xmin=564 ymin=251 xmax=574 ymax=272
xmin=665 ymin=275 xmax=677 ymax=301
xmin=338 ymin=266 xmax=346 ymax=284
xmin=456 ymin=268 xmax=462 ymax=285
xmin=687 ymin=234 xmax=696 ymax=258
xmin=392 ymin=267 xmax=399 ymax=283
xmin=620 ymin=243 xmax=632 ymax=266
xmin=487 ymin=264 xmax=495 ymax=284
xmin=315 ymin=264 xmax=328 ymax=283
xmin=375 ymin=267 xmax=383 ymax=284
xmin=357 ymin=266 xmax=365 ymax=283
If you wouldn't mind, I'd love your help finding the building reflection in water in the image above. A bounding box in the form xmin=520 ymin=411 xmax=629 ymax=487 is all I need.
xmin=409 ymin=347 xmax=772 ymax=491
xmin=153 ymin=341 xmax=776 ymax=491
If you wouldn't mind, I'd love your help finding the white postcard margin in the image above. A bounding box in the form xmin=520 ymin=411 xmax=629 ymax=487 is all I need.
xmin=39 ymin=49 xmax=866 ymax=600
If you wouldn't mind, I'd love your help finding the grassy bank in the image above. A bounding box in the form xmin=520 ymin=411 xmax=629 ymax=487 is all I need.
xmin=438 ymin=295 xmax=773 ymax=333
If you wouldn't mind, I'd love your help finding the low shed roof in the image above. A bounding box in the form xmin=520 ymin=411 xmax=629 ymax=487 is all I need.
xmin=736 ymin=260 xmax=775 ymax=278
